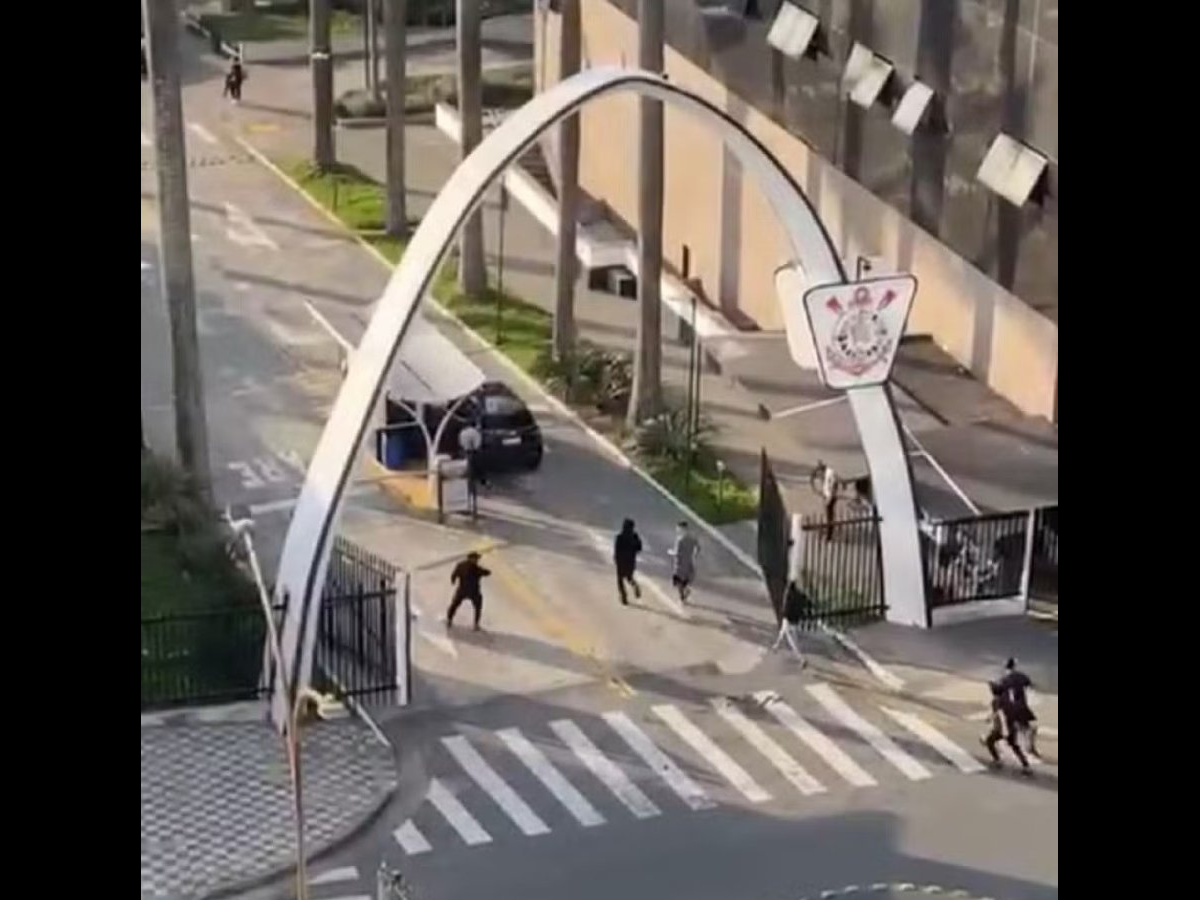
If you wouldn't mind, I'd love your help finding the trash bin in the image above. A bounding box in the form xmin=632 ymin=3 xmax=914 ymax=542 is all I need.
xmin=377 ymin=428 xmax=407 ymax=470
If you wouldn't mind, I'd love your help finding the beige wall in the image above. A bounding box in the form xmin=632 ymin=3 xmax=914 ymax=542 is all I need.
xmin=540 ymin=0 xmax=1058 ymax=421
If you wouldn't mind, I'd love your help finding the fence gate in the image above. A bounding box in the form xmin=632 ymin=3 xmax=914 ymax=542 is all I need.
xmin=313 ymin=536 xmax=411 ymax=708
xmin=758 ymin=451 xmax=887 ymax=630
xmin=920 ymin=510 xmax=1029 ymax=610
xmin=1028 ymin=505 xmax=1058 ymax=607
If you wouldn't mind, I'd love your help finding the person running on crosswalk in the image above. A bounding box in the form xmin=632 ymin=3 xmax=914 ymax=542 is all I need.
xmin=980 ymin=680 xmax=1032 ymax=776
xmin=770 ymin=581 xmax=809 ymax=667
xmin=447 ymin=551 xmax=491 ymax=631
xmin=1000 ymin=657 xmax=1040 ymax=758
xmin=668 ymin=521 xmax=700 ymax=602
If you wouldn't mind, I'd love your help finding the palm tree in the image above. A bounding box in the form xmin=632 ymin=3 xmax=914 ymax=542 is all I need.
xmin=310 ymin=0 xmax=336 ymax=169
xmin=551 ymin=0 xmax=581 ymax=359
xmin=456 ymin=0 xmax=487 ymax=297
xmin=383 ymin=0 xmax=409 ymax=237
xmin=143 ymin=0 xmax=212 ymax=501
xmin=627 ymin=0 xmax=665 ymax=428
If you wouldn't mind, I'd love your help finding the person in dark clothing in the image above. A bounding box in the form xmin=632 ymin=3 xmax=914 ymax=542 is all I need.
xmin=981 ymin=681 xmax=1032 ymax=775
xmin=446 ymin=551 xmax=491 ymax=630
xmin=613 ymin=519 xmax=643 ymax=606
xmin=1000 ymin=657 xmax=1040 ymax=758
xmin=223 ymin=59 xmax=246 ymax=102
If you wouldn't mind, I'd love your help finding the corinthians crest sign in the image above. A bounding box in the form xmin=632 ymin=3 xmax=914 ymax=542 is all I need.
xmin=801 ymin=275 xmax=917 ymax=390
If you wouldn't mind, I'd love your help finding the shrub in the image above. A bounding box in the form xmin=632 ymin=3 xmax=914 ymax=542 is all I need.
xmin=531 ymin=342 xmax=633 ymax=411
xmin=141 ymin=454 xmax=209 ymax=535
xmin=633 ymin=405 xmax=716 ymax=464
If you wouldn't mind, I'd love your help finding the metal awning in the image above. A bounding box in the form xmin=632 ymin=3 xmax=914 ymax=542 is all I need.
xmin=386 ymin=313 xmax=487 ymax=406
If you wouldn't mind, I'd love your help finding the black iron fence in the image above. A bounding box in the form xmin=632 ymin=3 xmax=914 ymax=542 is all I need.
xmin=756 ymin=449 xmax=790 ymax=621
xmin=1028 ymin=505 xmax=1058 ymax=604
xmin=141 ymin=601 xmax=286 ymax=710
xmin=313 ymin=537 xmax=407 ymax=706
xmin=796 ymin=514 xmax=886 ymax=629
xmin=921 ymin=510 xmax=1029 ymax=608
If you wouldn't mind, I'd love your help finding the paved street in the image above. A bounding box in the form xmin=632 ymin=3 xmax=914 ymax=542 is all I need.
xmin=140 ymin=29 xmax=1057 ymax=900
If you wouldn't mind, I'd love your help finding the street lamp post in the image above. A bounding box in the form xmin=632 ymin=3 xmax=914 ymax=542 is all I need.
xmin=494 ymin=182 xmax=509 ymax=344
xmin=224 ymin=507 xmax=310 ymax=900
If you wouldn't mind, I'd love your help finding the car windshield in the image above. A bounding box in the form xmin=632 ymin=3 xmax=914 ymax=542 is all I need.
xmin=482 ymin=394 xmax=533 ymax=428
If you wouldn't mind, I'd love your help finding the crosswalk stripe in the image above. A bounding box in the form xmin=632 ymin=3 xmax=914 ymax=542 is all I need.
xmin=393 ymin=819 xmax=433 ymax=855
xmin=711 ymin=698 xmax=826 ymax=796
xmin=442 ymin=735 xmax=551 ymax=836
xmin=879 ymin=707 xmax=985 ymax=774
xmin=311 ymin=866 xmax=358 ymax=885
xmin=549 ymin=719 xmax=661 ymax=819
xmin=426 ymin=777 xmax=491 ymax=846
xmin=498 ymin=728 xmax=606 ymax=827
xmin=653 ymin=704 xmax=772 ymax=803
xmin=807 ymin=684 xmax=932 ymax=781
xmin=754 ymin=691 xmax=877 ymax=788
xmin=320 ymin=895 xmax=371 ymax=900
xmin=603 ymin=711 xmax=716 ymax=811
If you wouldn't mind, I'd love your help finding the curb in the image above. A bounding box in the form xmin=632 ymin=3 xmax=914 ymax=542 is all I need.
xmin=336 ymin=116 xmax=387 ymax=129
xmin=231 ymin=134 xmax=906 ymax=696
xmin=796 ymin=883 xmax=1005 ymax=900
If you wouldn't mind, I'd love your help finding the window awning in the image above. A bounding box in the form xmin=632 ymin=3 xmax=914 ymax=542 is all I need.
xmin=976 ymin=134 xmax=1050 ymax=207
xmin=844 ymin=43 xmax=893 ymax=108
xmin=386 ymin=313 xmax=487 ymax=406
xmin=892 ymin=81 xmax=934 ymax=135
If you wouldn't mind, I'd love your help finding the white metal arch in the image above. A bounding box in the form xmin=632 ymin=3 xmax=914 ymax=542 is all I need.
xmin=273 ymin=67 xmax=927 ymax=726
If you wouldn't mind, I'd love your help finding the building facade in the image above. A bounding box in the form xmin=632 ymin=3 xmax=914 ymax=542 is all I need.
xmin=534 ymin=0 xmax=1057 ymax=422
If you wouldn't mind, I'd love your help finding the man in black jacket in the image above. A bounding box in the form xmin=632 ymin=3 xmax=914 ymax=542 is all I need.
xmin=447 ymin=551 xmax=491 ymax=630
xmin=613 ymin=519 xmax=643 ymax=606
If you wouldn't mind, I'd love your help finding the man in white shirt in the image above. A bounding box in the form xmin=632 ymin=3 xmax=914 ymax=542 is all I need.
xmin=820 ymin=462 xmax=838 ymax=540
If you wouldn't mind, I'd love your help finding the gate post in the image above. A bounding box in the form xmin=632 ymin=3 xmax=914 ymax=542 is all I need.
xmin=394 ymin=572 xmax=412 ymax=706
xmin=1018 ymin=507 xmax=1037 ymax=607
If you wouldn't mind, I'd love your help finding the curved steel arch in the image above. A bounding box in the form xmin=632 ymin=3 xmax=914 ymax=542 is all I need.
xmin=273 ymin=68 xmax=926 ymax=724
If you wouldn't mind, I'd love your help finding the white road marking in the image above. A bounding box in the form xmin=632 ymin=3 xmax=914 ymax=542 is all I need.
xmin=142 ymin=130 xmax=152 ymax=147
xmin=393 ymin=819 xmax=432 ymax=855
xmin=228 ymin=460 xmax=266 ymax=489
xmin=409 ymin=605 xmax=459 ymax=658
xmin=442 ymin=735 xmax=551 ymax=836
xmin=426 ymin=777 xmax=491 ymax=846
xmin=223 ymin=201 xmax=280 ymax=251
xmin=549 ymin=719 xmax=660 ymax=819
xmin=711 ymin=698 xmax=825 ymax=796
xmin=244 ymin=483 xmax=373 ymax=517
xmin=652 ymin=704 xmax=771 ymax=804
xmin=879 ymin=706 xmax=985 ymax=774
xmin=321 ymin=895 xmax=371 ymax=900
xmin=602 ymin=711 xmax=715 ymax=811
xmin=311 ymin=867 xmax=358 ymax=885
xmin=807 ymin=684 xmax=932 ymax=781
xmin=186 ymin=121 xmax=219 ymax=145
xmin=497 ymin=728 xmax=605 ymax=827
xmin=754 ymin=691 xmax=877 ymax=788
xmin=901 ymin=421 xmax=980 ymax=515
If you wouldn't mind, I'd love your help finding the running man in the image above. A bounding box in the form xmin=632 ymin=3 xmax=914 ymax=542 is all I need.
xmin=613 ymin=518 xmax=643 ymax=606
xmin=980 ymin=681 xmax=1033 ymax=776
xmin=1000 ymin=657 xmax=1040 ymax=758
xmin=668 ymin=521 xmax=700 ymax=602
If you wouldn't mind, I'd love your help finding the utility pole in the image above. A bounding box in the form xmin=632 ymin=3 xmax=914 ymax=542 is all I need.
xmin=628 ymin=0 xmax=665 ymax=428
xmin=551 ymin=0 xmax=581 ymax=360
xmin=142 ymin=0 xmax=211 ymax=500
xmin=311 ymin=0 xmax=336 ymax=169
xmin=456 ymin=0 xmax=487 ymax=297
xmin=383 ymin=0 xmax=408 ymax=237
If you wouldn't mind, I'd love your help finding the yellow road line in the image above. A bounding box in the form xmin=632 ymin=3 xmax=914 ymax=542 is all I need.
xmin=475 ymin=541 xmax=636 ymax=699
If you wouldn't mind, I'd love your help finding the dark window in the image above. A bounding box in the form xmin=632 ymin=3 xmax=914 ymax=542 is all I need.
xmin=483 ymin=394 xmax=534 ymax=428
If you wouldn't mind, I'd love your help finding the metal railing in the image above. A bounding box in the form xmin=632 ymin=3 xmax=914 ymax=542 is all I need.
xmin=1028 ymin=505 xmax=1058 ymax=604
xmin=141 ymin=601 xmax=287 ymax=710
xmin=920 ymin=510 xmax=1028 ymax=607
xmin=797 ymin=514 xmax=886 ymax=629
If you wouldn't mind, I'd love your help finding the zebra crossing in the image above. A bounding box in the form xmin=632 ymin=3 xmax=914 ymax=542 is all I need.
xmin=392 ymin=682 xmax=991 ymax=857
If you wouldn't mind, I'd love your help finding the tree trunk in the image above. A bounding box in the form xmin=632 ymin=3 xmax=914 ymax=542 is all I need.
xmin=552 ymin=0 xmax=581 ymax=359
xmin=628 ymin=0 xmax=665 ymax=428
xmin=384 ymin=0 xmax=408 ymax=237
xmin=456 ymin=0 xmax=487 ymax=297
xmin=143 ymin=0 xmax=212 ymax=501
xmin=311 ymin=0 xmax=336 ymax=169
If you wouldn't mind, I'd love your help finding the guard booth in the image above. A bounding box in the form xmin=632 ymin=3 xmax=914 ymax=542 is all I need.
xmin=371 ymin=315 xmax=486 ymax=520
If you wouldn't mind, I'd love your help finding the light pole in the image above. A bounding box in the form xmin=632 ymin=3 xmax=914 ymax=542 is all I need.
xmin=494 ymin=182 xmax=509 ymax=344
xmin=224 ymin=507 xmax=310 ymax=900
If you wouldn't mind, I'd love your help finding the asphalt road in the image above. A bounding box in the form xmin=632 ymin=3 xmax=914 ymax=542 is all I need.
xmin=140 ymin=41 xmax=1057 ymax=900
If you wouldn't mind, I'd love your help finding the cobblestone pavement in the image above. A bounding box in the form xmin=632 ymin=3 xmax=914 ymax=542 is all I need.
xmin=140 ymin=719 xmax=397 ymax=899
